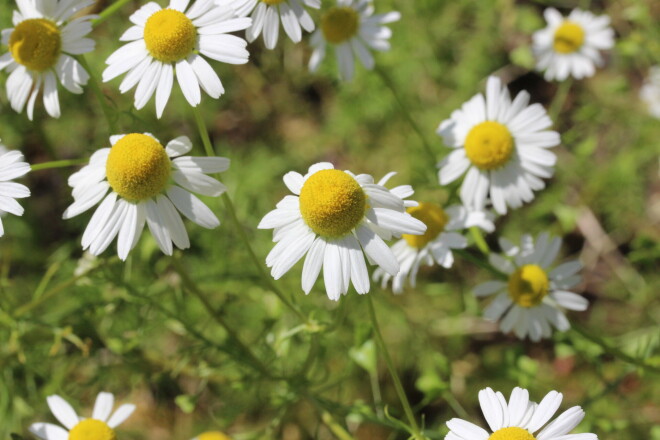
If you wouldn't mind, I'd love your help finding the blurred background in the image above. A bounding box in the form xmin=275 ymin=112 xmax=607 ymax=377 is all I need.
xmin=0 ymin=0 xmax=658 ymax=438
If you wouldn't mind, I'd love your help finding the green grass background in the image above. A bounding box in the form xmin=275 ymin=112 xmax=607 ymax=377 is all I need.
xmin=0 ymin=0 xmax=658 ymax=438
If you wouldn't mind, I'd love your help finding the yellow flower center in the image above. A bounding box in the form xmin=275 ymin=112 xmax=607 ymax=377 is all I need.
xmin=68 ymin=419 xmax=117 ymax=440
xmin=489 ymin=427 xmax=536 ymax=440
xmin=321 ymin=7 xmax=360 ymax=44
xmin=553 ymin=21 xmax=585 ymax=54
xmin=198 ymin=432 xmax=232 ymax=440
xmin=508 ymin=264 xmax=549 ymax=308
xmin=9 ymin=18 xmax=62 ymax=71
xmin=464 ymin=121 xmax=514 ymax=170
xmin=144 ymin=9 xmax=197 ymax=62
xmin=260 ymin=0 xmax=285 ymax=4
xmin=106 ymin=134 xmax=172 ymax=202
xmin=299 ymin=169 xmax=366 ymax=237
xmin=402 ymin=202 xmax=448 ymax=249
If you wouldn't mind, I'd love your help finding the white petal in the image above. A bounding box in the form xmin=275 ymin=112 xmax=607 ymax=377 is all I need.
xmin=107 ymin=404 xmax=136 ymax=428
xmin=46 ymin=395 xmax=79 ymax=430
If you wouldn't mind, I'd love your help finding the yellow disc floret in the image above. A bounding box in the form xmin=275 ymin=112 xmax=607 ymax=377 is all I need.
xmin=299 ymin=169 xmax=366 ymax=237
xmin=321 ymin=7 xmax=360 ymax=44
xmin=553 ymin=21 xmax=585 ymax=54
xmin=508 ymin=264 xmax=550 ymax=308
xmin=489 ymin=427 xmax=536 ymax=440
xmin=198 ymin=432 xmax=233 ymax=440
xmin=403 ymin=202 xmax=448 ymax=249
xmin=144 ymin=9 xmax=197 ymax=62
xmin=464 ymin=121 xmax=514 ymax=170
xmin=106 ymin=134 xmax=172 ymax=202
xmin=260 ymin=0 xmax=285 ymax=4
xmin=68 ymin=419 xmax=117 ymax=440
xmin=9 ymin=18 xmax=62 ymax=71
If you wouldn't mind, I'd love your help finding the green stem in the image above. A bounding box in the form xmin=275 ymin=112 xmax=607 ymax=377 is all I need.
xmin=373 ymin=65 xmax=438 ymax=172
xmin=571 ymin=325 xmax=660 ymax=373
xmin=77 ymin=55 xmax=118 ymax=133
xmin=190 ymin=106 xmax=310 ymax=324
xmin=30 ymin=158 xmax=88 ymax=171
xmin=454 ymin=249 xmax=507 ymax=280
xmin=367 ymin=296 xmax=427 ymax=440
xmin=171 ymin=256 xmax=279 ymax=379
xmin=470 ymin=226 xmax=490 ymax=255
xmin=14 ymin=257 xmax=116 ymax=317
xmin=92 ymin=0 xmax=135 ymax=27
xmin=548 ymin=79 xmax=573 ymax=123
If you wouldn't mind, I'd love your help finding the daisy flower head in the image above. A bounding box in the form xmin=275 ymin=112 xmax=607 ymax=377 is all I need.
xmin=218 ymin=0 xmax=320 ymax=50
xmin=445 ymin=386 xmax=597 ymax=440
xmin=0 ymin=0 xmax=96 ymax=120
xmin=308 ymin=0 xmax=400 ymax=81
xmin=192 ymin=431 xmax=232 ymax=440
xmin=63 ymin=133 xmax=229 ymax=260
xmin=474 ymin=232 xmax=587 ymax=342
xmin=0 ymin=143 xmax=31 ymax=237
xmin=437 ymin=76 xmax=560 ymax=215
xmin=29 ymin=392 xmax=135 ymax=440
xmin=103 ymin=0 xmax=252 ymax=118
xmin=374 ymin=203 xmax=495 ymax=294
xmin=640 ymin=65 xmax=660 ymax=119
xmin=258 ymin=163 xmax=426 ymax=301
xmin=533 ymin=8 xmax=614 ymax=81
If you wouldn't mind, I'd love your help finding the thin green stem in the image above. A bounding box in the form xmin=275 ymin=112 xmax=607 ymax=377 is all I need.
xmin=373 ymin=65 xmax=438 ymax=173
xmin=469 ymin=226 xmax=490 ymax=255
xmin=171 ymin=256 xmax=280 ymax=379
xmin=77 ymin=55 xmax=118 ymax=133
xmin=14 ymin=257 xmax=117 ymax=317
xmin=92 ymin=0 xmax=135 ymax=27
xmin=190 ymin=106 xmax=310 ymax=324
xmin=367 ymin=295 xmax=427 ymax=440
xmin=30 ymin=158 xmax=88 ymax=171
xmin=454 ymin=248 xmax=507 ymax=280
xmin=548 ymin=79 xmax=573 ymax=123
xmin=571 ymin=325 xmax=660 ymax=374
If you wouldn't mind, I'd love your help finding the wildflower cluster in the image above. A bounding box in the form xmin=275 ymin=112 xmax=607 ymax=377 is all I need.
xmin=0 ymin=0 xmax=655 ymax=439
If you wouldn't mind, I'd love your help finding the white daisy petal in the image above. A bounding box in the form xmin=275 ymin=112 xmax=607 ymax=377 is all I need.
xmin=46 ymin=395 xmax=79 ymax=430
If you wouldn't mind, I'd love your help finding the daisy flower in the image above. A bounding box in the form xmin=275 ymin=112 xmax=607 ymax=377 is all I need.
xmin=258 ymin=162 xmax=426 ymax=300
xmin=192 ymin=431 xmax=232 ymax=440
xmin=103 ymin=0 xmax=251 ymax=118
xmin=640 ymin=65 xmax=660 ymax=119
xmin=63 ymin=133 xmax=229 ymax=260
xmin=533 ymin=7 xmax=614 ymax=81
xmin=29 ymin=392 xmax=135 ymax=440
xmin=473 ymin=232 xmax=587 ymax=342
xmin=0 ymin=143 xmax=31 ymax=237
xmin=437 ymin=76 xmax=560 ymax=215
xmin=0 ymin=0 xmax=96 ymax=120
xmin=308 ymin=0 xmax=400 ymax=81
xmin=218 ymin=0 xmax=320 ymax=50
xmin=445 ymin=386 xmax=597 ymax=440
xmin=374 ymin=203 xmax=495 ymax=294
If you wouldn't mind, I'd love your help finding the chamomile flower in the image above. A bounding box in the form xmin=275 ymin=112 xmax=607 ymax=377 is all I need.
xmin=219 ymin=0 xmax=320 ymax=49
xmin=258 ymin=163 xmax=426 ymax=300
xmin=374 ymin=203 xmax=495 ymax=294
xmin=0 ymin=144 xmax=31 ymax=237
xmin=640 ymin=66 xmax=660 ymax=119
xmin=103 ymin=0 xmax=251 ymax=118
xmin=0 ymin=0 xmax=96 ymax=120
xmin=533 ymin=8 xmax=614 ymax=81
xmin=192 ymin=431 xmax=232 ymax=440
xmin=29 ymin=392 xmax=135 ymax=440
xmin=437 ymin=76 xmax=560 ymax=215
xmin=308 ymin=0 xmax=400 ymax=81
xmin=474 ymin=232 xmax=587 ymax=342
xmin=63 ymin=133 xmax=229 ymax=260
xmin=445 ymin=387 xmax=597 ymax=440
